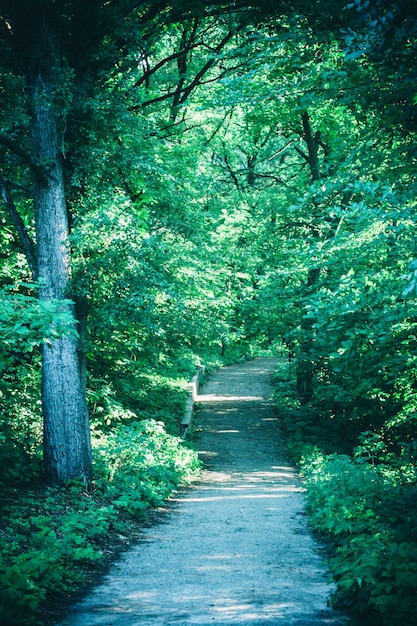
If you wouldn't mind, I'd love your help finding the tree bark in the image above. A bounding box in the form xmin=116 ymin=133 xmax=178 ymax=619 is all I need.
xmin=27 ymin=7 xmax=92 ymax=484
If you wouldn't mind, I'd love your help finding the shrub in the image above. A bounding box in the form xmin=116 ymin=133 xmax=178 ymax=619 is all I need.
xmin=93 ymin=418 xmax=201 ymax=513
xmin=299 ymin=449 xmax=417 ymax=626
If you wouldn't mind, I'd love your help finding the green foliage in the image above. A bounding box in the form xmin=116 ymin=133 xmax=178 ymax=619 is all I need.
xmin=88 ymin=368 xmax=190 ymax=435
xmin=0 ymin=419 xmax=200 ymax=625
xmin=93 ymin=418 xmax=201 ymax=513
xmin=0 ymin=285 xmax=78 ymax=370
xmin=299 ymin=450 xmax=417 ymax=626
xmin=273 ymin=358 xmax=417 ymax=625
xmin=272 ymin=362 xmax=348 ymax=457
xmin=0 ymin=488 xmax=108 ymax=625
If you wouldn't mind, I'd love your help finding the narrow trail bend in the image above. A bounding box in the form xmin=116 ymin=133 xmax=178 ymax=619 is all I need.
xmin=58 ymin=357 xmax=347 ymax=626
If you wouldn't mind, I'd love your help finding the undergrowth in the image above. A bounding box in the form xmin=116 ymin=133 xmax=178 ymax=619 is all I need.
xmin=273 ymin=360 xmax=417 ymax=626
xmin=0 ymin=417 xmax=201 ymax=626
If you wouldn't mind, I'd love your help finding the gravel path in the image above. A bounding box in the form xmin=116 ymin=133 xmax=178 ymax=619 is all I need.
xmin=57 ymin=357 xmax=347 ymax=626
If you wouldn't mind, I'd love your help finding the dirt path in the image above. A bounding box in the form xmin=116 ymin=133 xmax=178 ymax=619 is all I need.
xmin=57 ymin=357 xmax=347 ymax=626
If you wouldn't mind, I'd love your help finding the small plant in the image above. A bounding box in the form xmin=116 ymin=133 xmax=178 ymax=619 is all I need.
xmin=93 ymin=418 xmax=201 ymax=514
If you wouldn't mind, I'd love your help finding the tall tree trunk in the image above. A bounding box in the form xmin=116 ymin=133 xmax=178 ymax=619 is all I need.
xmin=296 ymin=112 xmax=322 ymax=402
xmin=27 ymin=7 xmax=92 ymax=484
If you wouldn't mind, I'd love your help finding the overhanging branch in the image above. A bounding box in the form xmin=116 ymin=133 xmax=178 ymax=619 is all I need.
xmin=0 ymin=177 xmax=38 ymax=280
xmin=0 ymin=134 xmax=49 ymax=185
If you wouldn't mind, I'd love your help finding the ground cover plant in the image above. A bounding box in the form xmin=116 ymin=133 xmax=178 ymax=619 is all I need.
xmin=273 ymin=361 xmax=417 ymax=626
xmin=0 ymin=414 xmax=201 ymax=626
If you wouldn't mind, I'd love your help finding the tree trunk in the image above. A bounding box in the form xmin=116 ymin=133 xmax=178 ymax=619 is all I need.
xmin=296 ymin=112 xmax=322 ymax=402
xmin=296 ymin=267 xmax=320 ymax=401
xmin=301 ymin=111 xmax=321 ymax=182
xmin=27 ymin=8 xmax=92 ymax=484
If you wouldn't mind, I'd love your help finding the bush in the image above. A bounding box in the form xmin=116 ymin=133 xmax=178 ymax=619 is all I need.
xmin=93 ymin=418 xmax=201 ymax=514
xmin=299 ymin=449 xmax=417 ymax=626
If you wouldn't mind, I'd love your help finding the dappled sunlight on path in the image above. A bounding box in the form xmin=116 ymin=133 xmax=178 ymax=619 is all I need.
xmin=197 ymin=394 xmax=264 ymax=402
xmin=57 ymin=357 xmax=347 ymax=626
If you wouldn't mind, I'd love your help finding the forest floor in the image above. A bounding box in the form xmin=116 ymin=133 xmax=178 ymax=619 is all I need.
xmin=56 ymin=357 xmax=348 ymax=626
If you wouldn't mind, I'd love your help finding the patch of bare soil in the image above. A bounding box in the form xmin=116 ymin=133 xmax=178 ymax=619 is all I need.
xmin=56 ymin=357 xmax=348 ymax=626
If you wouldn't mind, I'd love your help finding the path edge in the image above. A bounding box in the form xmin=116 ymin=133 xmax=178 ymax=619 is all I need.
xmin=181 ymin=365 xmax=205 ymax=439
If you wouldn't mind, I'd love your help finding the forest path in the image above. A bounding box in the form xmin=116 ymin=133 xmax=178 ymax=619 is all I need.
xmin=58 ymin=357 xmax=347 ymax=626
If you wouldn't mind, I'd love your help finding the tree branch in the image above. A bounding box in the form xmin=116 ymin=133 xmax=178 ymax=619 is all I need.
xmin=222 ymin=153 xmax=241 ymax=190
xmin=131 ymin=24 xmax=245 ymax=112
xmin=205 ymin=108 xmax=235 ymax=144
xmin=178 ymin=26 xmax=243 ymax=106
xmin=132 ymin=89 xmax=181 ymax=110
xmin=0 ymin=134 xmax=49 ymax=185
xmin=132 ymin=49 xmax=189 ymax=90
xmin=0 ymin=177 xmax=38 ymax=280
xmin=294 ymin=145 xmax=310 ymax=162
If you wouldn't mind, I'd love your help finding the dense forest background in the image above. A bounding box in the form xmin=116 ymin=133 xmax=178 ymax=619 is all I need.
xmin=1 ymin=0 xmax=417 ymax=624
